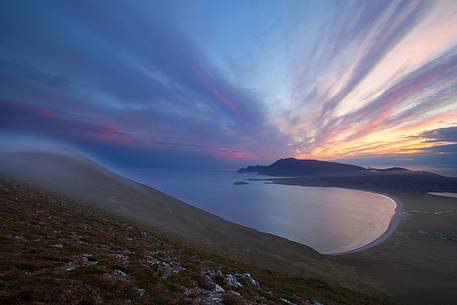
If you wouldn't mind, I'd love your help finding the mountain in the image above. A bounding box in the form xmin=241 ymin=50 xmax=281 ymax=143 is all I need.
xmin=239 ymin=157 xmax=457 ymax=192
xmin=238 ymin=158 xmax=365 ymax=176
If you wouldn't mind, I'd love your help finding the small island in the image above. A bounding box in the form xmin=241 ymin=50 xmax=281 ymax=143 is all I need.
xmin=233 ymin=181 xmax=249 ymax=185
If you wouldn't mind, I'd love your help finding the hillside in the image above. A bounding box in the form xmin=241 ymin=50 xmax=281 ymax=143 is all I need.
xmin=0 ymin=151 xmax=388 ymax=301
xmin=0 ymin=151 xmax=321 ymax=262
xmin=0 ymin=178 xmax=390 ymax=305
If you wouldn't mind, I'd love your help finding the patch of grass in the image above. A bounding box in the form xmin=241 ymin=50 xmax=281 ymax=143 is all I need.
xmin=13 ymin=263 xmax=36 ymax=272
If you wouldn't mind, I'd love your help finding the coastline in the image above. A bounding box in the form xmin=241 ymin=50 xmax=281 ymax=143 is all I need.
xmin=262 ymin=177 xmax=407 ymax=256
xmin=331 ymin=193 xmax=405 ymax=256
xmin=428 ymin=192 xmax=457 ymax=199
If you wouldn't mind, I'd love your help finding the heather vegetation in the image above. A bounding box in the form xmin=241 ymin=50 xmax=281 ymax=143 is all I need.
xmin=0 ymin=179 xmax=390 ymax=305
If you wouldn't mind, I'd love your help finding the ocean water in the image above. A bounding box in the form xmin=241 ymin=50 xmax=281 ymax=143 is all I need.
xmin=130 ymin=170 xmax=396 ymax=254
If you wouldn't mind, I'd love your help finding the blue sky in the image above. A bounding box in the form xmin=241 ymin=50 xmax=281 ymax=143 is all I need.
xmin=1 ymin=0 xmax=457 ymax=170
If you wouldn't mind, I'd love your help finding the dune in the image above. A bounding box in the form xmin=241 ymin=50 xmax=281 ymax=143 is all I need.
xmin=0 ymin=150 xmax=353 ymax=282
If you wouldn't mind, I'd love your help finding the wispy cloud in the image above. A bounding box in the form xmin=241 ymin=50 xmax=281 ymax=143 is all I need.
xmin=1 ymin=0 xmax=457 ymax=168
xmin=266 ymin=0 xmax=457 ymax=161
xmin=0 ymin=0 xmax=288 ymax=166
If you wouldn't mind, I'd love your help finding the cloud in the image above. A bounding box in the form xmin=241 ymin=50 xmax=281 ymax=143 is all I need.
xmin=0 ymin=0 xmax=289 ymax=166
xmin=316 ymin=0 xmax=428 ymax=120
xmin=276 ymin=1 xmax=457 ymax=160
xmin=420 ymin=126 xmax=457 ymax=143
xmin=1 ymin=0 xmax=457 ymax=168
xmin=336 ymin=125 xmax=457 ymax=171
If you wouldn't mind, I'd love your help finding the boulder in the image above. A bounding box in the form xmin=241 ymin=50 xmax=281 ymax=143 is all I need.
xmin=214 ymin=284 xmax=225 ymax=293
xmin=239 ymin=273 xmax=260 ymax=289
xmin=226 ymin=274 xmax=243 ymax=288
xmin=112 ymin=269 xmax=128 ymax=277
xmin=63 ymin=261 xmax=77 ymax=272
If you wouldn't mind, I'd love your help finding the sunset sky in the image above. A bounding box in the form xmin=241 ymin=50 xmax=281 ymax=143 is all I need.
xmin=1 ymin=0 xmax=457 ymax=170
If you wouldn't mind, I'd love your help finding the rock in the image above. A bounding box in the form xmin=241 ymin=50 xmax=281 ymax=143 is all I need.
xmin=52 ymin=244 xmax=63 ymax=248
xmin=201 ymin=292 xmax=224 ymax=305
xmin=202 ymin=269 xmax=229 ymax=290
xmin=145 ymin=255 xmax=160 ymax=267
xmin=68 ymin=233 xmax=81 ymax=241
xmin=111 ymin=253 xmax=129 ymax=265
xmin=226 ymin=274 xmax=243 ymax=288
xmin=214 ymin=284 xmax=225 ymax=293
xmin=176 ymin=285 xmax=190 ymax=295
xmin=112 ymin=269 xmax=128 ymax=277
xmin=80 ymin=254 xmax=97 ymax=266
xmin=161 ymin=263 xmax=182 ymax=279
xmin=239 ymin=273 xmax=259 ymax=289
xmin=185 ymin=287 xmax=207 ymax=297
xmin=63 ymin=262 xmax=77 ymax=272
xmin=161 ymin=268 xmax=173 ymax=279
xmin=205 ymin=274 xmax=215 ymax=285
xmin=136 ymin=288 xmax=145 ymax=297
xmin=281 ymin=298 xmax=297 ymax=305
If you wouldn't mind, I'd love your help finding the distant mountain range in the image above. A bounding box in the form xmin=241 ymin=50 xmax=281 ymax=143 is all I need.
xmin=238 ymin=157 xmax=410 ymax=176
xmin=238 ymin=157 xmax=457 ymax=193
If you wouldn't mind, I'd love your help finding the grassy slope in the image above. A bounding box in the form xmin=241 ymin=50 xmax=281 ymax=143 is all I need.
xmin=270 ymin=178 xmax=457 ymax=305
xmin=0 ymin=178 xmax=390 ymax=305
xmin=0 ymin=152 xmax=371 ymax=291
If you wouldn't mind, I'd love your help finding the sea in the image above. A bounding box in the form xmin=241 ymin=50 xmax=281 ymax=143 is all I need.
xmin=128 ymin=169 xmax=396 ymax=254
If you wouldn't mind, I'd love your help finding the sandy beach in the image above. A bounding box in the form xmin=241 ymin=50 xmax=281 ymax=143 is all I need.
xmin=331 ymin=193 xmax=405 ymax=256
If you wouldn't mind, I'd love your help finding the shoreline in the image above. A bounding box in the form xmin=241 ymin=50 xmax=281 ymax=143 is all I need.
xmin=263 ymin=177 xmax=407 ymax=256
xmin=264 ymin=178 xmax=407 ymax=256
xmin=331 ymin=193 xmax=405 ymax=256
xmin=428 ymin=192 xmax=457 ymax=199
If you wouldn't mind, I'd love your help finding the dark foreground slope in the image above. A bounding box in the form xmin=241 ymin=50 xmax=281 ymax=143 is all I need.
xmin=0 ymin=151 xmax=323 ymax=268
xmin=0 ymin=151 xmax=383 ymax=300
xmin=0 ymin=179 xmax=390 ymax=305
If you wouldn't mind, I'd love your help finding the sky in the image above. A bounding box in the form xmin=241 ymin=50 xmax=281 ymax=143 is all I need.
xmin=1 ymin=0 xmax=457 ymax=171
